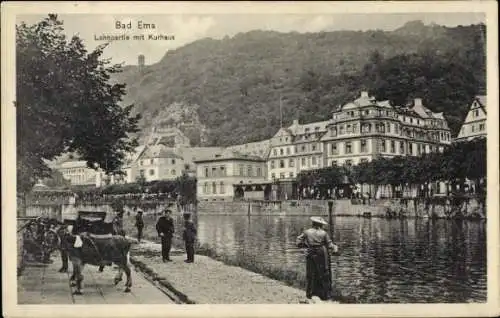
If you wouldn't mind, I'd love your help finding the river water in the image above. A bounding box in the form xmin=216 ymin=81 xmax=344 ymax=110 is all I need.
xmin=126 ymin=214 xmax=487 ymax=303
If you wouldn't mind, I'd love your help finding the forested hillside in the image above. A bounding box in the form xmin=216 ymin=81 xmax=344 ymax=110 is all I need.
xmin=113 ymin=20 xmax=486 ymax=146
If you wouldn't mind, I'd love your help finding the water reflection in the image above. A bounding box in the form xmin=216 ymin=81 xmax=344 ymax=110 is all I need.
xmin=195 ymin=215 xmax=486 ymax=303
xmin=132 ymin=213 xmax=486 ymax=303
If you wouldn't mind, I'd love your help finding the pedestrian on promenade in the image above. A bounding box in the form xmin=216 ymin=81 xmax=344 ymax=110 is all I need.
xmin=135 ymin=209 xmax=144 ymax=243
xmin=112 ymin=209 xmax=126 ymax=236
xmin=156 ymin=209 xmax=175 ymax=262
xmin=58 ymin=221 xmax=72 ymax=273
xmin=182 ymin=213 xmax=197 ymax=263
xmin=296 ymin=216 xmax=338 ymax=301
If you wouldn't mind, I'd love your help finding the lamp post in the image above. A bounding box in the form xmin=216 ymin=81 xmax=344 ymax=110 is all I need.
xmin=328 ymin=200 xmax=335 ymax=238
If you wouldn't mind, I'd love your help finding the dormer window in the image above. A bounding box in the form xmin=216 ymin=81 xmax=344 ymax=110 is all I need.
xmin=330 ymin=127 xmax=337 ymax=137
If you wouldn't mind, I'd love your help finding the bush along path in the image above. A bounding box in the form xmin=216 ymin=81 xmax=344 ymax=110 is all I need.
xmin=128 ymin=238 xmax=329 ymax=304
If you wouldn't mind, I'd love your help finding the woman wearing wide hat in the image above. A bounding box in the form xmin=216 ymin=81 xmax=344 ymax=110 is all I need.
xmin=296 ymin=216 xmax=338 ymax=301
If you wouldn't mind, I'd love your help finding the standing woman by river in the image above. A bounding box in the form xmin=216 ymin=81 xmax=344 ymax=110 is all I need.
xmin=296 ymin=216 xmax=338 ymax=301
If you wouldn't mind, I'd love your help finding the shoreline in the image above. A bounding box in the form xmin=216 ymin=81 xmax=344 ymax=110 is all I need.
xmin=128 ymin=238 xmax=323 ymax=304
xmin=128 ymin=237 xmax=348 ymax=304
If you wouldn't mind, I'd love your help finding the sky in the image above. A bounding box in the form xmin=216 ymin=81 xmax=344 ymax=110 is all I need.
xmin=17 ymin=12 xmax=485 ymax=66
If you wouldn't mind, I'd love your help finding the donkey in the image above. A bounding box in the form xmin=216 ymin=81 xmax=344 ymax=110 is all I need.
xmin=61 ymin=233 xmax=132 ymax=294
xmin=43 ymin=220 xmax=133 ymax=295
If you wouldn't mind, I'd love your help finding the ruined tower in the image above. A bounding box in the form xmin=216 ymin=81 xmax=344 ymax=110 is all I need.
xmin=138 ymin=54 xmax=145 ymax=72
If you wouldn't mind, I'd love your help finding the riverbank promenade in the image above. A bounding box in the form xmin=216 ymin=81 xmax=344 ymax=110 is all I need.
xmin=17 ymin=251 xmax=174 ymax=304
xmin=129 ymin=239 xmax=311 ymax=304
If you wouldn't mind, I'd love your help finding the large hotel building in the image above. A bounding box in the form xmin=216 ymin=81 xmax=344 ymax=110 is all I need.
xmin=321 ymin=92 xmax=451 ymax=167
xmin=268 ymin=92 xmax=451 ymax=177
xmin=266 ymin=92 xmax=452 ymax=198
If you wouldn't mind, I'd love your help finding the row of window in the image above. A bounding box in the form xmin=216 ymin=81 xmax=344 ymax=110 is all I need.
xmin=271 ymin=143 xmax=321 ymax=157
xmin=329 ymin=140 xmax=439 ymax=156
xmin=470 ymin=123 xmax=486 ymax=133
xmin=334 ymin=109 xmax=446 ymax=129
xmin=202 ymin=164 xmax=263 ymax=178
xmin=202 ymin=181 xmax=226 ymax=195
xmin=331 ymin=158 xmax=369 ymax=167
xmin=67 ymin=175 xmax=87 ymax=184
xmin=203 ymin=166 xmax=227 ymax=177
xmin=139 ymin=169 xmax=176 ymax=177
xmin=293 ymin=133 xmax=322 ymax=142
xmin=63 ymin=168 xmax=87 ymax=175
xmin=269 ymin=156 xmax=322 ymax=170
xmin=329 ymin=122 xmax=450 ymax=141
xmin=271 ymin=172 xmax=294 ymax=180
xmin=335 ymin=109 xmax=399 ymax=120
xmin=139 ymin=158 xmax=177 ymax=166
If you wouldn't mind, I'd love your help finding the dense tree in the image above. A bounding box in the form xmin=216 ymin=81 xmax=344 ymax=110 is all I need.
xmin=363 ymin=51 xmax=483 ymax=135
xmin=297 ymin=138 xmax=486 ymax=198
xmin=16 ymin=14 xmax=141 ymax=192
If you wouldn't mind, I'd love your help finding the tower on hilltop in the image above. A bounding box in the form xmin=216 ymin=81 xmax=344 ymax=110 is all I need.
xmin=138 ymin=54 xmax=145 ymax=72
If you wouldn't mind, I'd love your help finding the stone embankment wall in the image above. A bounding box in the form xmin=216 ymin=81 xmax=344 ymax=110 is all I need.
xmin=197 ymin=198 xmax=485 ymax=218
xmin=23 ymin=196 xmax=485 ymax=220
xmin=24 ymin=199 xmax=181 ymax=221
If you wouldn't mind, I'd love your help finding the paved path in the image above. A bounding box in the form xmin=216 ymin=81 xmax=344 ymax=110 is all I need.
xmin=17 ymin=251 xmax=174 ymax=304
xmin=131 ymin=240 xmax=308 ymax=304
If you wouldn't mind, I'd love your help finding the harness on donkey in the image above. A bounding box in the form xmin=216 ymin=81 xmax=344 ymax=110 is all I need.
xmin=62 ymin=211 xmax=133 ymax=294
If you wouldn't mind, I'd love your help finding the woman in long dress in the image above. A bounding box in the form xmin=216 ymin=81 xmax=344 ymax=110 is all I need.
xmin=296 ymin=216 xmax=338 ymax=301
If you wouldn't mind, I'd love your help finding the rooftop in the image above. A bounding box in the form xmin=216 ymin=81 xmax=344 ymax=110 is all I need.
xmin=140 ymin=145 xmax=184 ymax=160
xmin=476 ymin=95 xmax=486 ymax=106
xmin=288 ymin=120 xmax=330 ymax=135
xmin=193 ymin=150 xmax=265 ymax=163
xmin=178 ymin=146 xmax=226 ymax=163
xmin=58 ymin=160 xmax=90 ymax=169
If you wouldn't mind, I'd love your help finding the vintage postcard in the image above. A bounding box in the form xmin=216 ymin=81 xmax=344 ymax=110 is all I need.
xmin=2 ymin=1 xmax=499 ymax=317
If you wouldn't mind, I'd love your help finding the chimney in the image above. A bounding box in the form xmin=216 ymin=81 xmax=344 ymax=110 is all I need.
xmin=292 ymin=119 xmax=299 ymax=126
xmin=414 ymin=98 xmax=423 ymax=107
xmin=361 ymin=91 xmax=369 ymax=98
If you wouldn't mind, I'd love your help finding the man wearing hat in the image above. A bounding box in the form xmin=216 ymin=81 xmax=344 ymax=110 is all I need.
xmin=182 ymin=212 xmax=197 ymax=263
xmin=135 ymin=209 xmax=145 ymax=243
xmin=156 ymin=209 xmax=175 ymax=262
xmin=296 ymin=216 xmax=338 ymax=301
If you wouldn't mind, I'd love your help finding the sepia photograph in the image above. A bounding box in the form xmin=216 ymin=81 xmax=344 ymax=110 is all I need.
xmin=2 ymin=1 xmax=499 ymax=317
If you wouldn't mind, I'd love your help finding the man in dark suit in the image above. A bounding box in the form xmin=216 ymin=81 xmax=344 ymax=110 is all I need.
xmin=182 ymin=213 xmax=197 ymax=263
xmin=135 ymin=210 xmax=144 ymax=243
xmin=156 ymin=209 xmax=174 ymax=262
